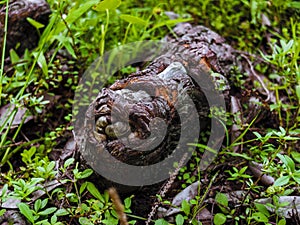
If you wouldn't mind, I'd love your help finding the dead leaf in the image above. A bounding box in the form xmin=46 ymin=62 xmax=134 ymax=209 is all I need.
xmin=256 ymin=196 xmax=300 ymax=218
xmin=165 ymin=181 xmax=200 ymax=216
xmin=249 ymin=161 xmax=275 ymax=186
xmin=0 ymin=103 xmax=33 ymax=133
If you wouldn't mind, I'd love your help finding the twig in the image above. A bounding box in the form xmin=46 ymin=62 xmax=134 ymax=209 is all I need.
xmin=108 ymin=187 xmax=128 ymax=225
xmin=145 ymin=153 xmax=188 ymax=224
xmin=240 ymin=54 xmax=275 ymax=102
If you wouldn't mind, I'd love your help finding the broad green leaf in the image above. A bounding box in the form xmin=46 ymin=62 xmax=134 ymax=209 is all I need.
xmin=81 ymin=169 xmax=93 ymax=178
xmin=0 ymin=209 xmax=6 ymax=217
xmin=254 ymin=203 xmax=270 ymax=216
xmin=51 ymin=215 xmax=57 ymax=224
xmin=80 ymin=181 xmax=88 ymax=195
xmin=33 ymin=52 xmax=48 ymax=76
xmin=64 ymin=158 xmax=75 ymax=168
xmin=278 ymin=218 xmax=286 ymax=225
xmin=175 ymin=214 xmax=184 ymax=225
xmin=251 ymin=212 xmax=268 ymax=222
xmin=274 ymin=176 xmax=290 ymax=186
xmin=47 ymin=161 xmax=56 ymax=171
xmin=18 ymin=203 xmax=35 ymax=223
xmin=120 ymin=15 xmax=147 ymax=26
xmin=278 ymin=154 xmax=295 ymax=171
xmin=154 ymin=219 xmax=169 ymax=225
xmin=292 ymin=174 xmax=300 ymax=184
xmin=277 ymin=154 xmax=287 ymax=166
xmin=9 ymin=49 xmax=19 ymax=65
xmin=27 ymin=17 xmax=45 ymax=29
xmin=288 ymin=1 xmax=300 ymax=8
xmin=86 ymin=182 xmax=105 ymax=202
xmin=38 ymin=207 xmax=57 ymax=216
xmin=41 ymin=198 xmax=48 ymax=209
xmin=93 ymin=0 xmax=121 ymax=11
xmin=181 ymin=200 xmax=190 ymax=216
xmin=54 ymin=208 xmax=70 ymax=216
xmin=215 ymin=192 xmax=228 ymax=207
xmin=34 ymin=199 xmax=42 ymax=212
xmin=214 ymin=213 xmax=226 ymax=225
xmin=124 ymin=197 xmax=131 ymax=209
xmin=75 ymin=169 xmax=93 ymax=179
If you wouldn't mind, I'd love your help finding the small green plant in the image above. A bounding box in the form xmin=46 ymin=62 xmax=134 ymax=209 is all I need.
xmin=213 ymin=192 xmax=246 ymax=225
xmin=10 ymin=178 xmax=44 ymax=201
xmin=273 ymin=153 xmax=300 ymax=186
xmin=18 ymin=199 xmax=68 ymax=225
xmin=0 ymin=0 xmax=299 ymax=224
xmin=226 ymin=166 xmax=252 ymax=182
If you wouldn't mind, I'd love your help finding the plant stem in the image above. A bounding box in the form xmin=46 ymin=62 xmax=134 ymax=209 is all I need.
xmin=0 ymin=0 xmax=9 ymax=103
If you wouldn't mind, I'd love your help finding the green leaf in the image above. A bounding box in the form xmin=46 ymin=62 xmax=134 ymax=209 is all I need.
xmin=295 ymin=85 xmax=300 ymax=101
xmin=41 ymin=199 xmax=48 ymax=209
xmin=46 ymin=161 xmax=56 ymax=172
xmin=18 ymin=203 xmax=35 ymax=223
xmin=76 ymin=169 xmax=93 ymax=179
xmin=0 ymin=209 xmax=6 ymax=217
xmin=92 ymin=0 xmax=121 ymax=11
xmin=9 ymin=49 xmax=20 ymax=65
xmin=124 ymin=197 xmax=132 ymax=209
xmin=21 ymin=146 xmax=36 ymax=164
xmin=292 ymin=173 xmax=300 ymax=184
xmin=34 ymin=199 xmax=42 ymax=212
xmin=254 ymin=203 xmax=270 ymax=216
xmin=154 ymin=218 xmax=169 ymax=225
xmin=79 ymin=217 xmax=93 ymax=225
xmin=251 ymin=212 xmax=268 ymax=222
xmin=287 ymin=157 xmax=296 ymax=172
xmin=278 ymin=218 xmax=286 ymax=225
xmin=33 ymin=52 xmax=48 ymax=76
xmin=64 ymin=158 xmax=75 ymax=168
xmin=66 ymin=0 xmax=99 ymax=24
xmin=215 ymin=192 xmax=228 ymax=207
xmin=38 ymin=207 xmax=57 ymax=216
xmin=36 ymin=219 xmax=50 ymax=225
xmin=86 ymin=182 xmax=105 ymax=202
xmin=274 ymin=176 xmax=290 ymax=186
xmin=51 ymin=215 xmax=57 ymax=224
xmin=253 ymin=131 xmax=262 ymax=139
xmin=291 ymin=151 xmax=300 ymax=164
xmin=27 ymin=17 xmax=45 ymax=29
xmin=80 ymin=182 xmax=88 ymax=195
xmin=55 ymin=208 xmax=70 ymax=216
xmin=213 ymin=213 xmax=226 ymax=225
xmin=239 ymin=166 xmax=248 ymax=174
xmin=81 ymin=169 xmax=93 ymax=178
xmin=120 ymin=15 xmax=147 ymax=26
xmin=181 ymin=200 xmax=190 ymax=216
xmin=175 ymin=214 xmax=184 ymax=225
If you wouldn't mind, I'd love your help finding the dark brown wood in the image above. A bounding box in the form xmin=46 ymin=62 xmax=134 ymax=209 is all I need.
xmin=81 ymin=23 xmax=239 ymax=170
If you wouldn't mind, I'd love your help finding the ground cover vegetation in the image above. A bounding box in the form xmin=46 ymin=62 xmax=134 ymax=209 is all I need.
xmin=0 ymin=0 xmax=299 ymax=224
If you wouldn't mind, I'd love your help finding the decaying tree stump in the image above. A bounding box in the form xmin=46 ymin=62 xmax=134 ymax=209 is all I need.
xmin=76 ymin=23 xmax=253 ymax=189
